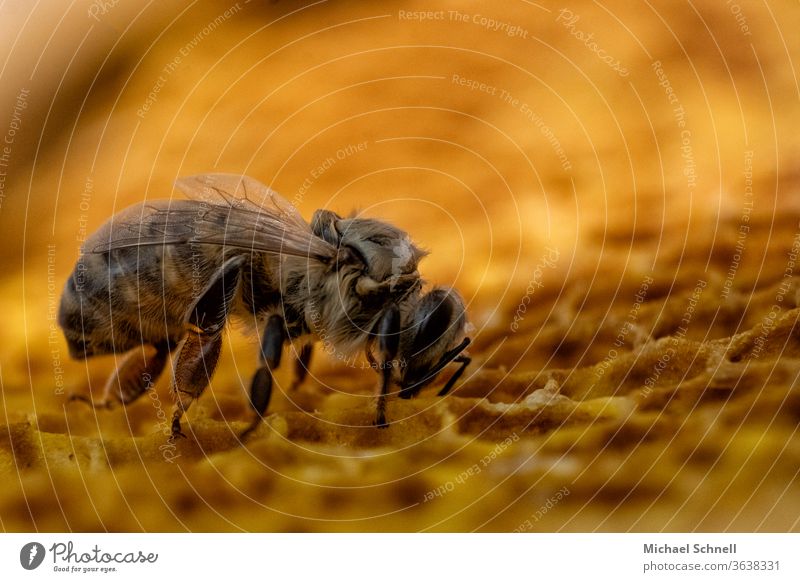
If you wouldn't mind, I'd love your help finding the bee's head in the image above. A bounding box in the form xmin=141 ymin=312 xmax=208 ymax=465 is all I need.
xmin=311 ymin=209 xmax=426 ymax=293
xmin=395 ymin=287 xmax=471 ymax=398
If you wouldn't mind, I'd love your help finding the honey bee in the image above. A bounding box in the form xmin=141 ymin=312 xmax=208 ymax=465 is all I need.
xmin=59 ymin=174 xmax=471 ymax=438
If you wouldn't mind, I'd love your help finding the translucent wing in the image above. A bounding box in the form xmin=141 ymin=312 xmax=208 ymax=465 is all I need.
xmin=90 ymin=174 xmax=336 ymax=261
xmin=174 ymin=174 xmax=304 ymax=228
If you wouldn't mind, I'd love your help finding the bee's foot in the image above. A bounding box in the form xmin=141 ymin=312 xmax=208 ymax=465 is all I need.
xmin=67 ymin=393 xmax=90 ymax=405
xmin=374 ymin=417 xmax=389 ymax=429
xmin=239 ymin=418 xmax=262 ymax=442
xmin=171 ymin=418 xmax=187 ymax=439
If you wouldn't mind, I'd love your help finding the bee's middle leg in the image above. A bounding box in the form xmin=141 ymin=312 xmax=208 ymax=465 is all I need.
xmin=241 ymin=314 xmax=286 ymax=439
xmin=170 ymin=255 xmax=244 ymax=438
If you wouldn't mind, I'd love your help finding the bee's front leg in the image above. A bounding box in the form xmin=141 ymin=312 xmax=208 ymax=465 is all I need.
xmin=170 ymin=255 xmax=244 ymax=438
xmin=375 ymin=304 xmax=400 ymax=429
xmin=240 ymin=314 xmax=286 ymax=440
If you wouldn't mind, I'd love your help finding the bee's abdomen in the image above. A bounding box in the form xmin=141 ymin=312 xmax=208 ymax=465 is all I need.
xmin=58 ymin=253 xmax=118 ymax=359
xmin=58 ymin=244 xmax=223 ymax=359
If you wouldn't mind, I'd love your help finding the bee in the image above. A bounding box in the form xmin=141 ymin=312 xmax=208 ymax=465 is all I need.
xmin=59 ymin=174 xmax=472 ymax=438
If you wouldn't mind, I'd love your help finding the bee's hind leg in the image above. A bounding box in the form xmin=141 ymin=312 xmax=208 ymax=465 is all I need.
xmin=170 ymin=331 xmax=224 ymax=438
xmin=241 ymin=314 xmax=286 ymax=440
xmin=170 ymin=255 xmax=244 ymax=438
xmin=68 ymin=342 xmax=170 ymax=409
